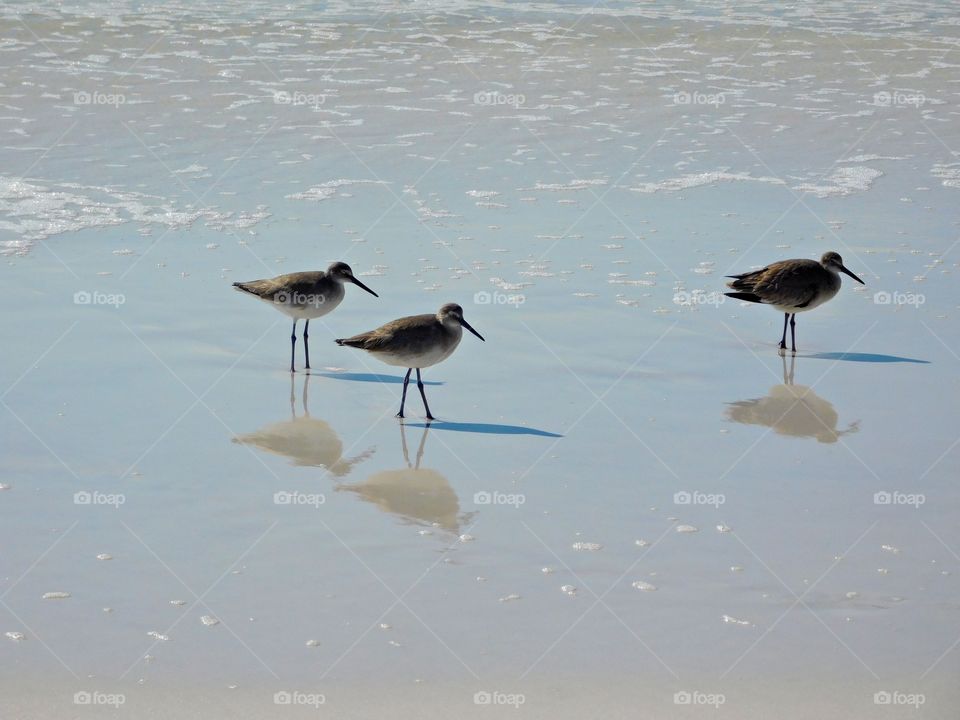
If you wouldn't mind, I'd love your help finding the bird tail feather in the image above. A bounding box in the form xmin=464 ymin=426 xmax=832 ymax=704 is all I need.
xmin=724 ymin=291 xmax=764 ymax=304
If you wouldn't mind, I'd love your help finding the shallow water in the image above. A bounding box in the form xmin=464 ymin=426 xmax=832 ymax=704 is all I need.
xmin=2 ymin=1 xmax=959 ymax=717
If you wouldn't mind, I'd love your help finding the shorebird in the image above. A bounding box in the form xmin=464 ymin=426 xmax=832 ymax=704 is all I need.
xmin=335 ymin=303 xmax=484 ymax=420
xmin=725 ymin=251 xmax=864 ymax=352
xmin=233 ymin=262 xmax=378 ymax=372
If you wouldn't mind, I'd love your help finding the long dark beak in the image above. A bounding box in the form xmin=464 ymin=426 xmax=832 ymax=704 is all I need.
xmin=461 ymin=318 xmax=485 ymax=342
xmin=350 ymin=276 xmax=379 ymax=297
xmin=840 ymin=264 xmax=865 ymax=285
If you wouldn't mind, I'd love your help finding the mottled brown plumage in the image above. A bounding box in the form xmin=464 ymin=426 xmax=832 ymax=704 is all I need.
xmin=234 ymin=271 xmax=330 ymax=303
xmin=337 ymin=313 xmax=453 ymax=361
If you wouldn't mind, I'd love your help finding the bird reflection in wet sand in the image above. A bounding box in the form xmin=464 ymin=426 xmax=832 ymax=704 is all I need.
xmin=233 ymin=374 xmax=373 ymax=475
xmin=337 ymin=424 xmax=472 ymax=533
xmin=725 ymin=354 xmax=859 ymax=443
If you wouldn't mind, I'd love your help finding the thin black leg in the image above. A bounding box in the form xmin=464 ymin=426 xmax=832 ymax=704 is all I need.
xmin=789 ymin=314 xmax=797 ymax=353
xmin=397 ymin=368 xmax=412 ymax=418
xmin=779 ymin=313 xmax=789 ymax=350
xmin=303 ymin=319 xmax=311 ymax=370
xmin=416 ymin=368 xmax=434 ymax=421
xmin=290 ymin=319 xmax=298 ymax=373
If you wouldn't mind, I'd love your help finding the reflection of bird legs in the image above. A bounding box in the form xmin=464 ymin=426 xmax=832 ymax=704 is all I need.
xmin=289 ymin=372 xmax=314 ymax=419
xmin=399 ymin=422 xmax=430 ymax=470
xmin=781 ymin=351 xmax=796 ymax=386
xmin=289 ymin=372 xmax=296 ymax=418
xmin=303 ymin=372 xmax=311 ymax=417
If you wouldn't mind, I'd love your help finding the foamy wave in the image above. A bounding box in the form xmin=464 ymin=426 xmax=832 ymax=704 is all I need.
xmin=286 ymin=179 xmax=390 ymax=201
xmin=0 ymin=177 xmax=271 ymax=253
xmin=527 ymin=179 xmax=608 ymax=192
xmin=792 ymin=166 xmax=883 ymax=198
xmin=630 ymin=172 xmax=785 ymax=194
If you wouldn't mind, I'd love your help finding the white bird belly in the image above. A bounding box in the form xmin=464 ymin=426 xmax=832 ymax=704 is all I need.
xmin=259 ymin=287 xmax=344 ymax=319
xmin=771 ymin=285 xmax=838 ymax=314
xmin=374 ymin=338 xmax=460 ymax=369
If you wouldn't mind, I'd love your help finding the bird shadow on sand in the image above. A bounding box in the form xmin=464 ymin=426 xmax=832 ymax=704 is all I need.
xmin=315 ymin=372 xmax=443 ymax=385
xmin=403 ymin=420 xmax=563 ymax=438
xmin=800 ymin=352 xmax=930 ymax=364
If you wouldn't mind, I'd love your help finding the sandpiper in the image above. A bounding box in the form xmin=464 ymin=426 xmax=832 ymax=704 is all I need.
xmin=725 ymin=251 xmax=864 ymax=352
xmin=233 ymin=262 xmax=378 ymax=372
xmin=335 ymin=303 xmax=484 ymax=420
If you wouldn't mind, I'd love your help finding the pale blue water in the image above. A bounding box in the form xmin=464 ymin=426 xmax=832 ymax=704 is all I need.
xmin=1 ymin=2 xmax=959 ymax=717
